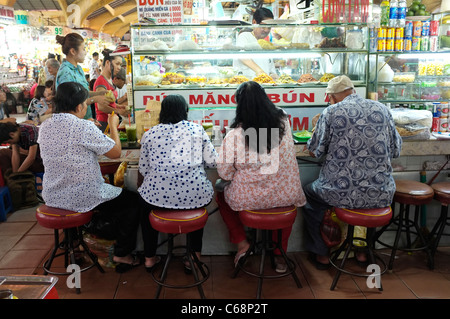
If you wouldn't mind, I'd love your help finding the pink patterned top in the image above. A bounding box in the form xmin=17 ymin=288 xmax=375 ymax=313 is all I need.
xmin=217 ymin=118 xmax=306 ymax=212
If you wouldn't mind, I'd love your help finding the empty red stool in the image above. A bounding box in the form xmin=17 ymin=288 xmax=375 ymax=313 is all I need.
xmin=149 ymin=208 xmax=209 ymax=299
xmin=428 ymin=182 xmax=450 ymax=262
xmin=330 ymin=206 xmax=392 ymax=291
xmin=232 ymin=205 xmax=302 ymax=299
xmin=375 ymin=180 xmax=435 ymax=270
xmin=36 ymin=205 xmax=105 ymax=294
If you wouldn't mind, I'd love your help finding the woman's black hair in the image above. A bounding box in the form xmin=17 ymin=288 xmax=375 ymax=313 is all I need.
xmin=34 ymin=85 xmax=46 ymax=100
xmin=231 ymin=81 xmax=286 ymax=153
xmin=0 ymin=122 xmax=19 ymax=144
xmin=101 ymin=49 xmax=121 ymax=67
xmin=53 ymin=82 xmax=89 ymax=114
xmin=252 ymin=7 xmax=274 ymax=23
xmin=159 ymin=94 xmax=189 ymax=124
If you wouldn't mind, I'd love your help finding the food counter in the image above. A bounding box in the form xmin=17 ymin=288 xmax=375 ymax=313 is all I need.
xmin=114 ymin=19 xmax=450 ymax=254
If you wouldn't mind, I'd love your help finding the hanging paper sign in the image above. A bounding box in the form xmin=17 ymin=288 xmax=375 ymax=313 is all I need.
xmin=136 ymin=0 xmax=183 ymax=25
xmin=45 ymin=26 xmax=65 ymax=36
xmin=14 ymin=10 xmax=28 ymax=25
xmin=0 ymin=6 xmax=14 ymax=23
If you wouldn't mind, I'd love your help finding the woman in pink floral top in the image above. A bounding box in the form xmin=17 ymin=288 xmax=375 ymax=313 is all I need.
xmin=216 ymin=81 xmax=306 ymax=271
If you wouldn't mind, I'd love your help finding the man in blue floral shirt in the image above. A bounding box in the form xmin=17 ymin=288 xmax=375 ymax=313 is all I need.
xmin=303 ymin=75 xmax=402 ymax=270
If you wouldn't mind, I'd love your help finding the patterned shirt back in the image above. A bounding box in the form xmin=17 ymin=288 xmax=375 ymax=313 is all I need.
xmin=307 ymin=94 xmax=402 ymax=208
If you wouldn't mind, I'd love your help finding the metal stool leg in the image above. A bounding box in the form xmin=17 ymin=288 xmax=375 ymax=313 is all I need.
xmin=276 ymin=229 xmax=302 ymax=288
xmin=330 ymin=225 xmax=355 ymax=291
xmin=430 ymin=204 xmax=449 ymax=260
xmin=389 ymin=203 xmax=405 ymax=270
xmin=154 ymin=234 xmax=174 ymax=299
xmin=77 ymin=228 xmax=105 ymax=274
xmin=44 ymin=229 xmax=60 ymax=275
xmin=256 ymin=230 xmax=268 ymax=299
xmin=186 ymin=233 xmax=206 ymax=299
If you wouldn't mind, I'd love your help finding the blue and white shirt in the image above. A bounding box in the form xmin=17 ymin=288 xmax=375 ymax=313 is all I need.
xmin=37 ymin=113 xmax=122 ymax=212
xmin=307 ymin=93 xmax=402 ymax=208
xmin=138 ymin=120 xmax=218 ymax=209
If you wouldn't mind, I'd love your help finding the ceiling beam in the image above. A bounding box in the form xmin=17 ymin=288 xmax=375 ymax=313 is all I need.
xmin=0 ymin=0 xmax=16 ymax=7
xmin=78 ymin=0 xmax=118 ymax=25
xmin=87 ymin=2 xmax=135 ymax=30
xmin=56 ymin=0 xmax=68 ymax=20
xmin=101 ymin=13 xmax=137 ymax=36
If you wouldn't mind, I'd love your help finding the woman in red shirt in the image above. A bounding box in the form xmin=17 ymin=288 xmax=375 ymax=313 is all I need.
xmin=94 ymin=49 xmax=130 ymax=132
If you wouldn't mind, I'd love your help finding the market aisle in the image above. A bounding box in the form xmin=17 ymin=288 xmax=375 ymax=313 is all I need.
xmin=1 ymin=205 xmax=450 ymax=299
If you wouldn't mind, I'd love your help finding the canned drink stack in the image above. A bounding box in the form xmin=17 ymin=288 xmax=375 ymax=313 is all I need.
xmin=429 ymin=36 xmax=438 ymax=52
xmin=430 ymin=20 xmax=439 ymax=36
xmin=421 ymin=20 xmax=430 ymax=37
xmin=421 ymin=36 xmax=430 ymax=51
xmin=395 ymin=27 xmax=404 ymax=52
xmin=412 ymin=21 xmax=422 ymax=37
xmin=404 ymin=37 xmax=412 ymax=51
xmin=412 ymin=37 xmax=421 ymax=51
xmin=404 ymin=21 xmax=413 ymax=37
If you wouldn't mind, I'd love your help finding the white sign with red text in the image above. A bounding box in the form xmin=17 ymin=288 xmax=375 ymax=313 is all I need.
xmin=136 ymin=0 xmax=183 ymax=25
xmin=134 ymin=86 xmax=366 ymax=109
xmin=134 ymin=86 xmax=366 ymax=132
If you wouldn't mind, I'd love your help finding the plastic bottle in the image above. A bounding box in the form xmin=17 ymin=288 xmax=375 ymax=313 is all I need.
xmin=397 ymin=0 xmax=407 ymax=27
xmin=380 ymin=0 xmax=390 ymax=27
xmin=388 ymin=0 xmax=398 ymax=28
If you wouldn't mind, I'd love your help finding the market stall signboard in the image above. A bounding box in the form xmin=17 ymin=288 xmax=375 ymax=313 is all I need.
xmin=137 ymin=0 xmax=183 ymax=24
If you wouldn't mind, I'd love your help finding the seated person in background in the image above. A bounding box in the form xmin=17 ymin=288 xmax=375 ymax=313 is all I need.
xmin=26 ymin=85 xmax=52 ymax=125
xmin=0 ymin=89 xmax=10 ymax=120
xmin=0 ymin=121 xmax=44 ymax=176
xmin=303 ymin=75 xmax=402 ymax=270
xmin=138 ymin=94 xmax=218 ymax=272
xmin=216 ymin=81 xmax=306 ymax=272
xmin=37 ymin=81 xmax=141 ymax=273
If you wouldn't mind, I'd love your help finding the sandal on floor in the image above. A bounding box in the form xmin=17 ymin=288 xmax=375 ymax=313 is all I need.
xmin=114 ymin=255 xmax=142 ymax=274
xmin=145 ymin=256 xmax=162 ymax=273
xmin=182 ymin=256 xmax=193 ymax=274
xmin=234 ymin=251 xmax=253 ymax=268
xmin=308 ymin=252 xmax=330 ymax=271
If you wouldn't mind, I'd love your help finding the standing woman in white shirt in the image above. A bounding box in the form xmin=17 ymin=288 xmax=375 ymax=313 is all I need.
xmin=38 ymin=81 xmax=142 ymax=273
xmin=234 ymin=8 xmax=278 ymax=79
xmin=138 ymin=94 xmax=218 ymax=272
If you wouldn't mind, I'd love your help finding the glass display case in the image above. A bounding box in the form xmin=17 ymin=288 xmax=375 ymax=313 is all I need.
xmin=369 ymin=52 xmax=450 ymax=107
xmin=129 ymin=22 xmax=370 ymax=132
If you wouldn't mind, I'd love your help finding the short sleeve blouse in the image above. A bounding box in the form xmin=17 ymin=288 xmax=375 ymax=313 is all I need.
xmin=37 ymin=113 xmax=121 ymax=212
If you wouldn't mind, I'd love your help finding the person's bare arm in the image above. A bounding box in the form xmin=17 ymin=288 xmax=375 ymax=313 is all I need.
xmin=104 ymin=113 xmax=121 ymax=159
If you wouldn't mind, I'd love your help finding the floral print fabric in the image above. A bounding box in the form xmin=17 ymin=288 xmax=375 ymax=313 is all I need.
xmin=307 ymin=93 xmax=402 ymax=208
xmin=217 ymin=117 xmax=306 ymax=212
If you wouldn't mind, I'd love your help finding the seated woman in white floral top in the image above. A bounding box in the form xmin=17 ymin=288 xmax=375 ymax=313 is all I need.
xmin=37 ymin=81 xmax=141 ymax=273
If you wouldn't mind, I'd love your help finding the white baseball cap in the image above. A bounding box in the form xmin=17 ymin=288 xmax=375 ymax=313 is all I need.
xmin=325 ymin=75 xmax=355 ymax=94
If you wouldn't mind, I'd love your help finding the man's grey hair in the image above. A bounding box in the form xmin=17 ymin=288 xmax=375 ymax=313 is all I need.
xmin=46 ymin=58 xmax=60 ymax=69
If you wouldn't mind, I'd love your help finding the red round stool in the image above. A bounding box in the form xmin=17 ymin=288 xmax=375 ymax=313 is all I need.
xmin=375 ymin=180 xmax=435 ymax=270
xmin=428 ymin=182 xmax=450 ymax=261
xmin=36 ymin=205 xmax=105 ymax=294
xmin=232 ymin=205 xmax=302 ymax=299
xmin=149 ymin=207 xmax=209 ymax=299
xmin=330 ymin=206 xmax=392 ymax=291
